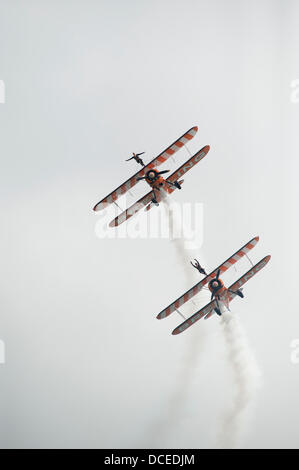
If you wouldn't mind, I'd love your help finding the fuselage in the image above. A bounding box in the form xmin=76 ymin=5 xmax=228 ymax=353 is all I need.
xmin=208 ymin=277 xmax=230 ymax=309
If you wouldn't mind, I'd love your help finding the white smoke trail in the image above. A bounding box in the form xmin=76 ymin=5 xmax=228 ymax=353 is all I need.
xmin=149 ymin=196 xmax=209 ymax=446
xmin=163 ymin=196 xmax=207 ymax=395
xmin=216 ymin=312 xmax=262 ymax=448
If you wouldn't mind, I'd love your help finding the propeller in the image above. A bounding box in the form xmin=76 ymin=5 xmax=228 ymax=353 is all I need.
xmin=144 ymin=169 xmax=170 ymax=182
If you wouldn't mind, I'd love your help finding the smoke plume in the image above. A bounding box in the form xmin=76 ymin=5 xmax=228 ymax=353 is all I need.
xmin=216 ymin=312 xmax=262 ymax=448
xmin=149 ymin=197 xmax=209 ymax=446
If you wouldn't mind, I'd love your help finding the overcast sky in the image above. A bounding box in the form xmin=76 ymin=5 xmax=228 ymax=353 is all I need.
xmin=0 ymin=0 xmax=299 ymax=449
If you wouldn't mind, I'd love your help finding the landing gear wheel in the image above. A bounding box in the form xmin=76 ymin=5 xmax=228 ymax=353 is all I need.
xmin=215 ymin=308 xmax=222 ymax=316
xmin=174 ymin=181 xmax=182 ymax=190
xmin=229 ymin=288 xmax=244 ymax=298
xmin=237 ymin=289 xmax=244 ymax=298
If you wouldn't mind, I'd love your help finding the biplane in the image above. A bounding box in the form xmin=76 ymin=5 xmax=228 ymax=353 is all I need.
xmin=93 ymin=126 xmax=210 ymax=227
xmin=156 ymin=236 xmax=271 ymax=335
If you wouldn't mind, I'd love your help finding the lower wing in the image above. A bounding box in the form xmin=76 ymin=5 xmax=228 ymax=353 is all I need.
xmin=109 ymin=190 xmax=154 ymax=227
xmin=172 ymin=300 xmax=216 ymax=335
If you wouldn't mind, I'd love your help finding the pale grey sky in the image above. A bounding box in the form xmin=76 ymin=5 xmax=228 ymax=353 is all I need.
xmin=0 ymin=0 xmax=298 ymax=448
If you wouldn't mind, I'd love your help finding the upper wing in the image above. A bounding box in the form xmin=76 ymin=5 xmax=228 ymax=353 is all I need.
xmin=109 ymin=190 xmax=154 ymax=227
xmin=227 ymin=255 xmax=271 ymax=302
xmin=172 ymin=300 xmax=216 ymax=335
xmin=93 ymin=126 xmax=198 ymax=211
xmin=165 ymin=145 xmax=210 ymax=193
xmin=156 ymin=236 xmax=259 ymax=319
